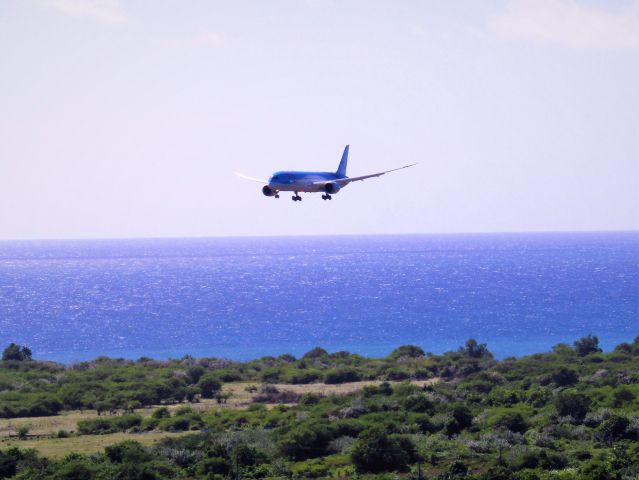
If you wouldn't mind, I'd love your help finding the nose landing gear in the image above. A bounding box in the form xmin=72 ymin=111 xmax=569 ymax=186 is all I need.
xmin=291 ymin=192 xmax=302 ymax=201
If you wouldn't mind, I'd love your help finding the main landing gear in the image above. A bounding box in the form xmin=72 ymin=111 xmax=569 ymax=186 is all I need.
xmin=321 ymin=194 xmax=332 ymax=200
xmin=291 ymin=192 xmax=302 ymax=201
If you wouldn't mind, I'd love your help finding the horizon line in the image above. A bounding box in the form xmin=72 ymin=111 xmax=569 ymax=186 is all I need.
xmin=0 ymin=229 xmax=637 ymax=243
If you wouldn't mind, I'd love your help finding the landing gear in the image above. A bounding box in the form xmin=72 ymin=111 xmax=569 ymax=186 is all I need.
xmin=275 ymin=194 xmax=279 ymax=199
xmin=321 ymin=194 xmax=332 ymax=200
xmin=291 ymin=193 xmax=302 ymax=201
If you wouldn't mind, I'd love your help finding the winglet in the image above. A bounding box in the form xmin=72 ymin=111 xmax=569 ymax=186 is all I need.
xmin=336 ymin=145 xmax=349 ymax=178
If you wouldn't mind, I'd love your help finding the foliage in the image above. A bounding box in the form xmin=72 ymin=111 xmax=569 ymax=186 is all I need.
xmin=2 ymin=345 xmax=32 ymax=362
xmin=389 ymin=345 xmax=425 ymax=359
xmin=1 ymin=336 xmax=639 ymax=479
xmin=351 ymin=428 xmax=415 ymax=473
xmin=554 ymin=391 xmax=591 ymax=420
xmin=574 ymin=335 xmax=602 ymax=357
xmin=197 ymin=373 xmax=221 ymax=399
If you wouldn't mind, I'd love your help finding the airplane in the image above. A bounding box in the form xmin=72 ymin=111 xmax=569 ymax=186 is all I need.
xmin=235 ymin=145 xmax=417 ymax=201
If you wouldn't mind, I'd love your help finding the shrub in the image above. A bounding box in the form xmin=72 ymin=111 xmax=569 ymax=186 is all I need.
xmin=324 ymin=368 xmax=361 ymax=384
xmin=198 ymin=374 xmax=222 ymax=399
xmin=152 ymin=407 xmax=170 ymax=419
xmin=459 ymin=339 xmax=491 ymax=358
xmin=278 ymin=423 xmax=334 ymax=460
xmin=351 ymin=428 xmax=413 ymax=473
xmin=550 ymin=367 xmax=579 ymax=387
xmin=389 ymin=345 xmax=425 ymax=359
xmin=17 ymin=426 xmax=29 ymax=440
xmin=253 ymin=385 xmax=301 ymax=404
xmin=574 ymin=335 xmax=602 ymax=357
xmin=77 ymin=415 xmax=142 ymax=434
xmin=597 ymin=415 xmax=630 ymax=444
xmin=402 ymin=394 xmax=434 ymax=413
xmin=198 ymin=456 xmax=230 ymax=475
xmin=302 ymin=347 xmax=328 ymax=359
xmin=494 ymin=412 xmax=528 ymax=433
xmin=106 ymin=440 xmax=152 ymax=464
xmin=554 ymin=392 xmax=591 ymax=421
xmin=288 ymin=371 xmax=321 ymax=384
xmin=612 ymin=388 xmax=635 ymax=407
xmin=385 ymin=368 xmax=411 ymax=381
xmin=159 ymin=416 xmax=191 ymax=432
xmin=2 ymin=343 xmax=32 ymax=361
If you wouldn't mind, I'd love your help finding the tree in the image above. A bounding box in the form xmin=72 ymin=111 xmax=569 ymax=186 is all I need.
xmin=459 ymin=339 xmax=491 ymax=358
xmin=554 ymin=391 xmax=591 ymax=421
xmin=17 ymin=426 xmax=29 ymax=440
xmin=324 ymin=368 xmax=361 ymax=384
xmin=494 ymin=412 xmax=528 ymax=433
xmin=278 ymin=423 xmax=333 ymax=460
xmin=197 ymin=374 xmax=222 ymax=399
xmin=389 ymin=345 xmax=425 ymax=359
xmin=2 ymin=343 xmax=32 ymax=361
xmin=550 ymin=367 xmax=579 ymax=387
xmin=574 ymin=335 xmax=602 ymax=357
xmin=444 ymin=405 xmax=474 ymax=435
xmin=302 ymin=347 xmax=328 ymax=359
xmin=351 ymin=428 xmax=414 ymax=473
xmin=612 ymin=387 xmax=635 ymax=407
xmin=597 ymin=415 xmax=630 ymax=445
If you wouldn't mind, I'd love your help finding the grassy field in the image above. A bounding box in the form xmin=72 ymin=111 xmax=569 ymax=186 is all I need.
xmin=0 ymin=379 xmax=437 ymax=458
xmin=0 ymin=431 xmax=192 ymax=458
xmin=1 ymin=380 xmax=437 ymax=437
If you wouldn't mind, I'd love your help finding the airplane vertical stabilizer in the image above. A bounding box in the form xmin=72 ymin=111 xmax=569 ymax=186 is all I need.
xmin=336 ymin=145 xmax=349 ymax=177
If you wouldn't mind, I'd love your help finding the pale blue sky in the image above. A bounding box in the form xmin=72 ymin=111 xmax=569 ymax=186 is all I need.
xmin=1 ymin=0 xmax=637 ymax=239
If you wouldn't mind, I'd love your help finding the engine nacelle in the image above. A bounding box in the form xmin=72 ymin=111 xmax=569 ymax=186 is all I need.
xmin=262 ymin=185 xmax=276 ymax=197
xmin=324 ymin=182 xmax=341 ymax=194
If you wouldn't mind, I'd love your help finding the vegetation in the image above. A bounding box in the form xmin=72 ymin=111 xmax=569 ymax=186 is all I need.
xmin=0 ymin=335 xmax=637 ymax=479
xmin=1 ymin=345 xmax=32 ymax=362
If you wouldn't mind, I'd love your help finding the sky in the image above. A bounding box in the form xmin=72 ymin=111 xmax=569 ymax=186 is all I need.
xmin=0 ymin=0 xmax=637 ymax=239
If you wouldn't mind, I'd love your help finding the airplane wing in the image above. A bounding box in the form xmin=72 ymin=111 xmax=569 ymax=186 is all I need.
xmin=234 ymin=172 xmax=268 ymax=184
xmin=313 ymin=163 xmax=417 ymax=187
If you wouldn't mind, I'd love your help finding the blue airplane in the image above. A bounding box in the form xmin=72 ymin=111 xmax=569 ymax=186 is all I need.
xmin=235 ymin=145 xmax=417 ymax=201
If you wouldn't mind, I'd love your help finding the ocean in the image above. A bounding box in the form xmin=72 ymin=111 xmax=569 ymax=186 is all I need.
xmin=0 ymin=232 xmax=637 ymax=363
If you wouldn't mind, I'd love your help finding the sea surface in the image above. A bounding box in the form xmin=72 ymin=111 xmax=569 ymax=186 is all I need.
xmin=0 ymin=233 xmax=637 ymax=363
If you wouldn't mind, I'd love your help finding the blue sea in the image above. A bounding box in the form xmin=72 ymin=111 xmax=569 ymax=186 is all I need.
xmin=0 ymin=233 xmax=637 ymax=364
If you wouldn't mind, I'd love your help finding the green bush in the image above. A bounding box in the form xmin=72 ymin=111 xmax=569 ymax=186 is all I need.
xmin=77 ymin=415 xmax=142 ymax=434
xmin=351 ymin=428 xmax=414 ymax=473
xmin=324 ymin=368 xmax=361 ymax=384
xmin=554 ymin=391 xmax=591 ymax=420
xmin=389 ymin=345 xmax=425 ymax=359
xmin=197 ymin=374 xmax=222 ymax=399
xmin=574 ymin=335 xmax=602 ymax=357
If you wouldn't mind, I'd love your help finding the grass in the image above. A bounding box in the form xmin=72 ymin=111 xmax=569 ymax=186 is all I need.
xmin=0 ymin=431 xmax=192 ymax=458
xmin=0 ymin=379 xmax=438 ymax=458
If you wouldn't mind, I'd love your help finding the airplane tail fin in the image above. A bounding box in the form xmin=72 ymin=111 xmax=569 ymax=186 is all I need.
xmin=336 ymin=145 xmax=349 ymax=177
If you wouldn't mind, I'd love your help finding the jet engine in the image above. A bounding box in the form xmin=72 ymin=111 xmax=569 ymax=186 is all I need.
xmin=262 ymin=185 xmax=276 ymax=196
xmin=324 ymin=182 xmax=341 ymax=194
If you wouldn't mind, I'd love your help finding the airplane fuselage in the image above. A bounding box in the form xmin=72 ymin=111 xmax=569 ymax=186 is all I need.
xmin=267 ymin=171 xmax=345 ymax=193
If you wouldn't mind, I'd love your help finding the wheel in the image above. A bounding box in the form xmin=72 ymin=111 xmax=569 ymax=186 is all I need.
xmin=328 ymin=196 xmax=332 ymax=200
xmin=275 ymin=194 xmax=279 ymax=199
xmin=291 ymin=196 xmax=296 ymax=201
